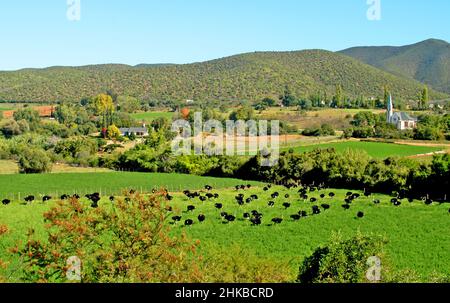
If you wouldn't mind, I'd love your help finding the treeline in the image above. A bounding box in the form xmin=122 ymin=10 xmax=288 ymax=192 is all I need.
xmin=346 ymin=111 xmax=450 ymax=141
xmin=95 ymin=130 xmax=449 ymax=200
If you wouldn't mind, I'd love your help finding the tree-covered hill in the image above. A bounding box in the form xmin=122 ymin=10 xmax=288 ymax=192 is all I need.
xmin=340 ymin=39 xmax=450 ymax=95
xmin=0 ymin=49 xmax=447 ymax=103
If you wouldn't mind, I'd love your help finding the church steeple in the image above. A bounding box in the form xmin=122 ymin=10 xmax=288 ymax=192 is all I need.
xmin=387 ymin=94 xmax=394 ymax=123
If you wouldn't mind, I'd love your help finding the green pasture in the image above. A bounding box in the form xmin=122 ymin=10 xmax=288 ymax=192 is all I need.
xmin=0 ymin=182 xmax=448 ymax=282
xmin=131 ymin=111 xmax=175 ymax=122
xmin=285 ymin=141 xmax=444 ymax=159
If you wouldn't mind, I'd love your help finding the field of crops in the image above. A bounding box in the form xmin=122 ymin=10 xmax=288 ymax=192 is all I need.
xmin=286 ymin=141 xmax=444 ymax=159
xmin=131 ymin=111 xmax=174 ymax=122
xmin=0 ymin=172 xmax=262 ymax=198
xmin=0 ymin=181 xmax=449 ymax=282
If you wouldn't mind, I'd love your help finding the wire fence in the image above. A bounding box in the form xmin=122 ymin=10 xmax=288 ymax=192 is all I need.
xmin=0 ymin=178 xmax=267 ymax=202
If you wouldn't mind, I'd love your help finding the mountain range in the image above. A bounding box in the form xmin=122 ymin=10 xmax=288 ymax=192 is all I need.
xmin=0 ymin=39 xmax=448 ymax=103
xmin=340 ymin=39 xmax=450 ymax=95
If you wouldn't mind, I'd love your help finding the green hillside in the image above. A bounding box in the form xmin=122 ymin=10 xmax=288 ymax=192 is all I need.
xmin=340 ymin=39 xmax=450 ymax=95
xmin=0 ymin=50 xmax=446 ymax=103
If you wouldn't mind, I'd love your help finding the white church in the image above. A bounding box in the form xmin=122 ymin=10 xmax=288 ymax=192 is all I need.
xmin=386 ymin=95 xmax=418 ymax=130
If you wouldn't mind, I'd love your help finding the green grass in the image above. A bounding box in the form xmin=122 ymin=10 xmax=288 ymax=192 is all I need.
xmin=0 ymin=172 xmax=262 ymax=198
xmin=166 ymin=187 xmax=450 ymax=281
xmin=0 ymin=184 xmax=448 ymax=282
xmin=285 ymin=141 xmax=444 ymax=159
xmin=131 ymin=111 xmax=174 ymax=122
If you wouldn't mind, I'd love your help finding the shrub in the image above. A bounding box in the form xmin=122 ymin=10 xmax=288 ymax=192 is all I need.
xmin=18 ymin=147 xmax=53 ymax=174
xmin=297 ymin=232 xmax=387 ymax=283
xmin=18 ymin=192 xmax=204 ymax=283
xmin=302 ymin=124 xmax=335 ymax=137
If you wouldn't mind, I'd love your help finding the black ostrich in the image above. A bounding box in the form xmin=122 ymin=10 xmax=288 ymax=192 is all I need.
xmin=172 ymin=216 xmax=182 ymax=223
xmin=321 ymin=204 xmax=330 ymax=210
xmin=24 ymin=196 xmax=35 ymax=203
xmin=357 ymin=211 xmax=365 ymax=218
xmin=184 ymin=219 xmax=194 ymax=226
xmin=250 ymin=217 xmax=262 ymax=226
xmin=290 ymin=214 xmax=301 ymax=221
xmin=187 ymin=205 xmax=196 ymax=212
xmin=312 ymin=206 xmax=321 ymax=215
xmin=282 ymin=202 xmax=291 ymax=210
xmin=198 ymin=214 xmax=206 ymax=223
xmin=272 ymin=218 xmax=283 ymax=224
xmin=298 ymin=210 xmax=308 ymax=217
xmin=2 ymin=199 xmax=11 ymax=205
xmin=225 ymin=215 xmax=236 ymax=222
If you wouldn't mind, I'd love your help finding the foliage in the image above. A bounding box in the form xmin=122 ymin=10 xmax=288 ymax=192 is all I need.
xmin=297 ymin=232 xmax=388 ymax=283
xmin=117 ymin=95 xmax=140 ymax=113
xmin=0 ymin=119 xmax=29 ymax=138
xmin=302 ymin=124 xmax=335 ymax=137
xmin=1 ymin=50 xmax=446 ymax=103
xmin=107 ymin=125 xmax=121 ymax=140
xmin=229 ymin=106 xmax=255 ymax=121
xmin=17 ymin=147 xmax=53 ymax=174
xmin=18 ymin=192 xmax=204 ymax=283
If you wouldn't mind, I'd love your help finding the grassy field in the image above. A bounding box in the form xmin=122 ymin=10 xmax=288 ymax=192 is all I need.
xmin=0 ymin=160 xmax=18 ymax=174
xmin=131 ymin=111 xmax=174 ymax=122
xmin=258 ymin=108 xmax=384 ymax=130
xmin=0 ymin=161 xmax=113 ymax=175
xmin=285 ymin=141 xmax=444 ymax=159
xmin=0 ymin=172 xmax=262 ymax=198
xmin=0 ymin=183 xmax=448 ymax=282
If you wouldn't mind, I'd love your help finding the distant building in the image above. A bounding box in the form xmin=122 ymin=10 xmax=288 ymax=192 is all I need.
xmin=119 ymin=126 xmax=149 ymax=137
xmin=386 ymin=95 xmax=417 ymax=130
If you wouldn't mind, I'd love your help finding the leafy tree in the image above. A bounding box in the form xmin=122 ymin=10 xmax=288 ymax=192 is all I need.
xmin=261 ymin=97 xmax=276 ymax=107
xmin=280 ymin=86 xmax=297 ymax=107
xmin=93 ymin=94 xmax=115 ymax=128
xmin=54 ymin=104 xmax=78 ymax=125
xmin=0 ymin=120 xmax=22 ymax=138
xmin=419 ymin=86 xmax=429 ymax=110
xmin=117 ymin=95 xmax=140 ymax=113
xmin=229 ymin=106 xmax=255 ymax=121
xmin=107 ymin=125 xmax=121 ymax=140
xmin=18 ymin=147 xmax=53 ymax=174
xmin=298 ymin=99 xmax=313 ymax=110
xmin=13 ymin=108 xmax=40 ymax=125
xmin=332 ymin=84 xmax=344 ymax=108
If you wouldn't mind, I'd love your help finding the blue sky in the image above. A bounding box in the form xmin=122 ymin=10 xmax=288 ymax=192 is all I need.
xmin=0 ymin=0 xmax=449 ymax=70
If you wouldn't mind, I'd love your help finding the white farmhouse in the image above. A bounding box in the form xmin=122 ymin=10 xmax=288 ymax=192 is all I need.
xmin=386 ymin=95 xmax=418 ymax=130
